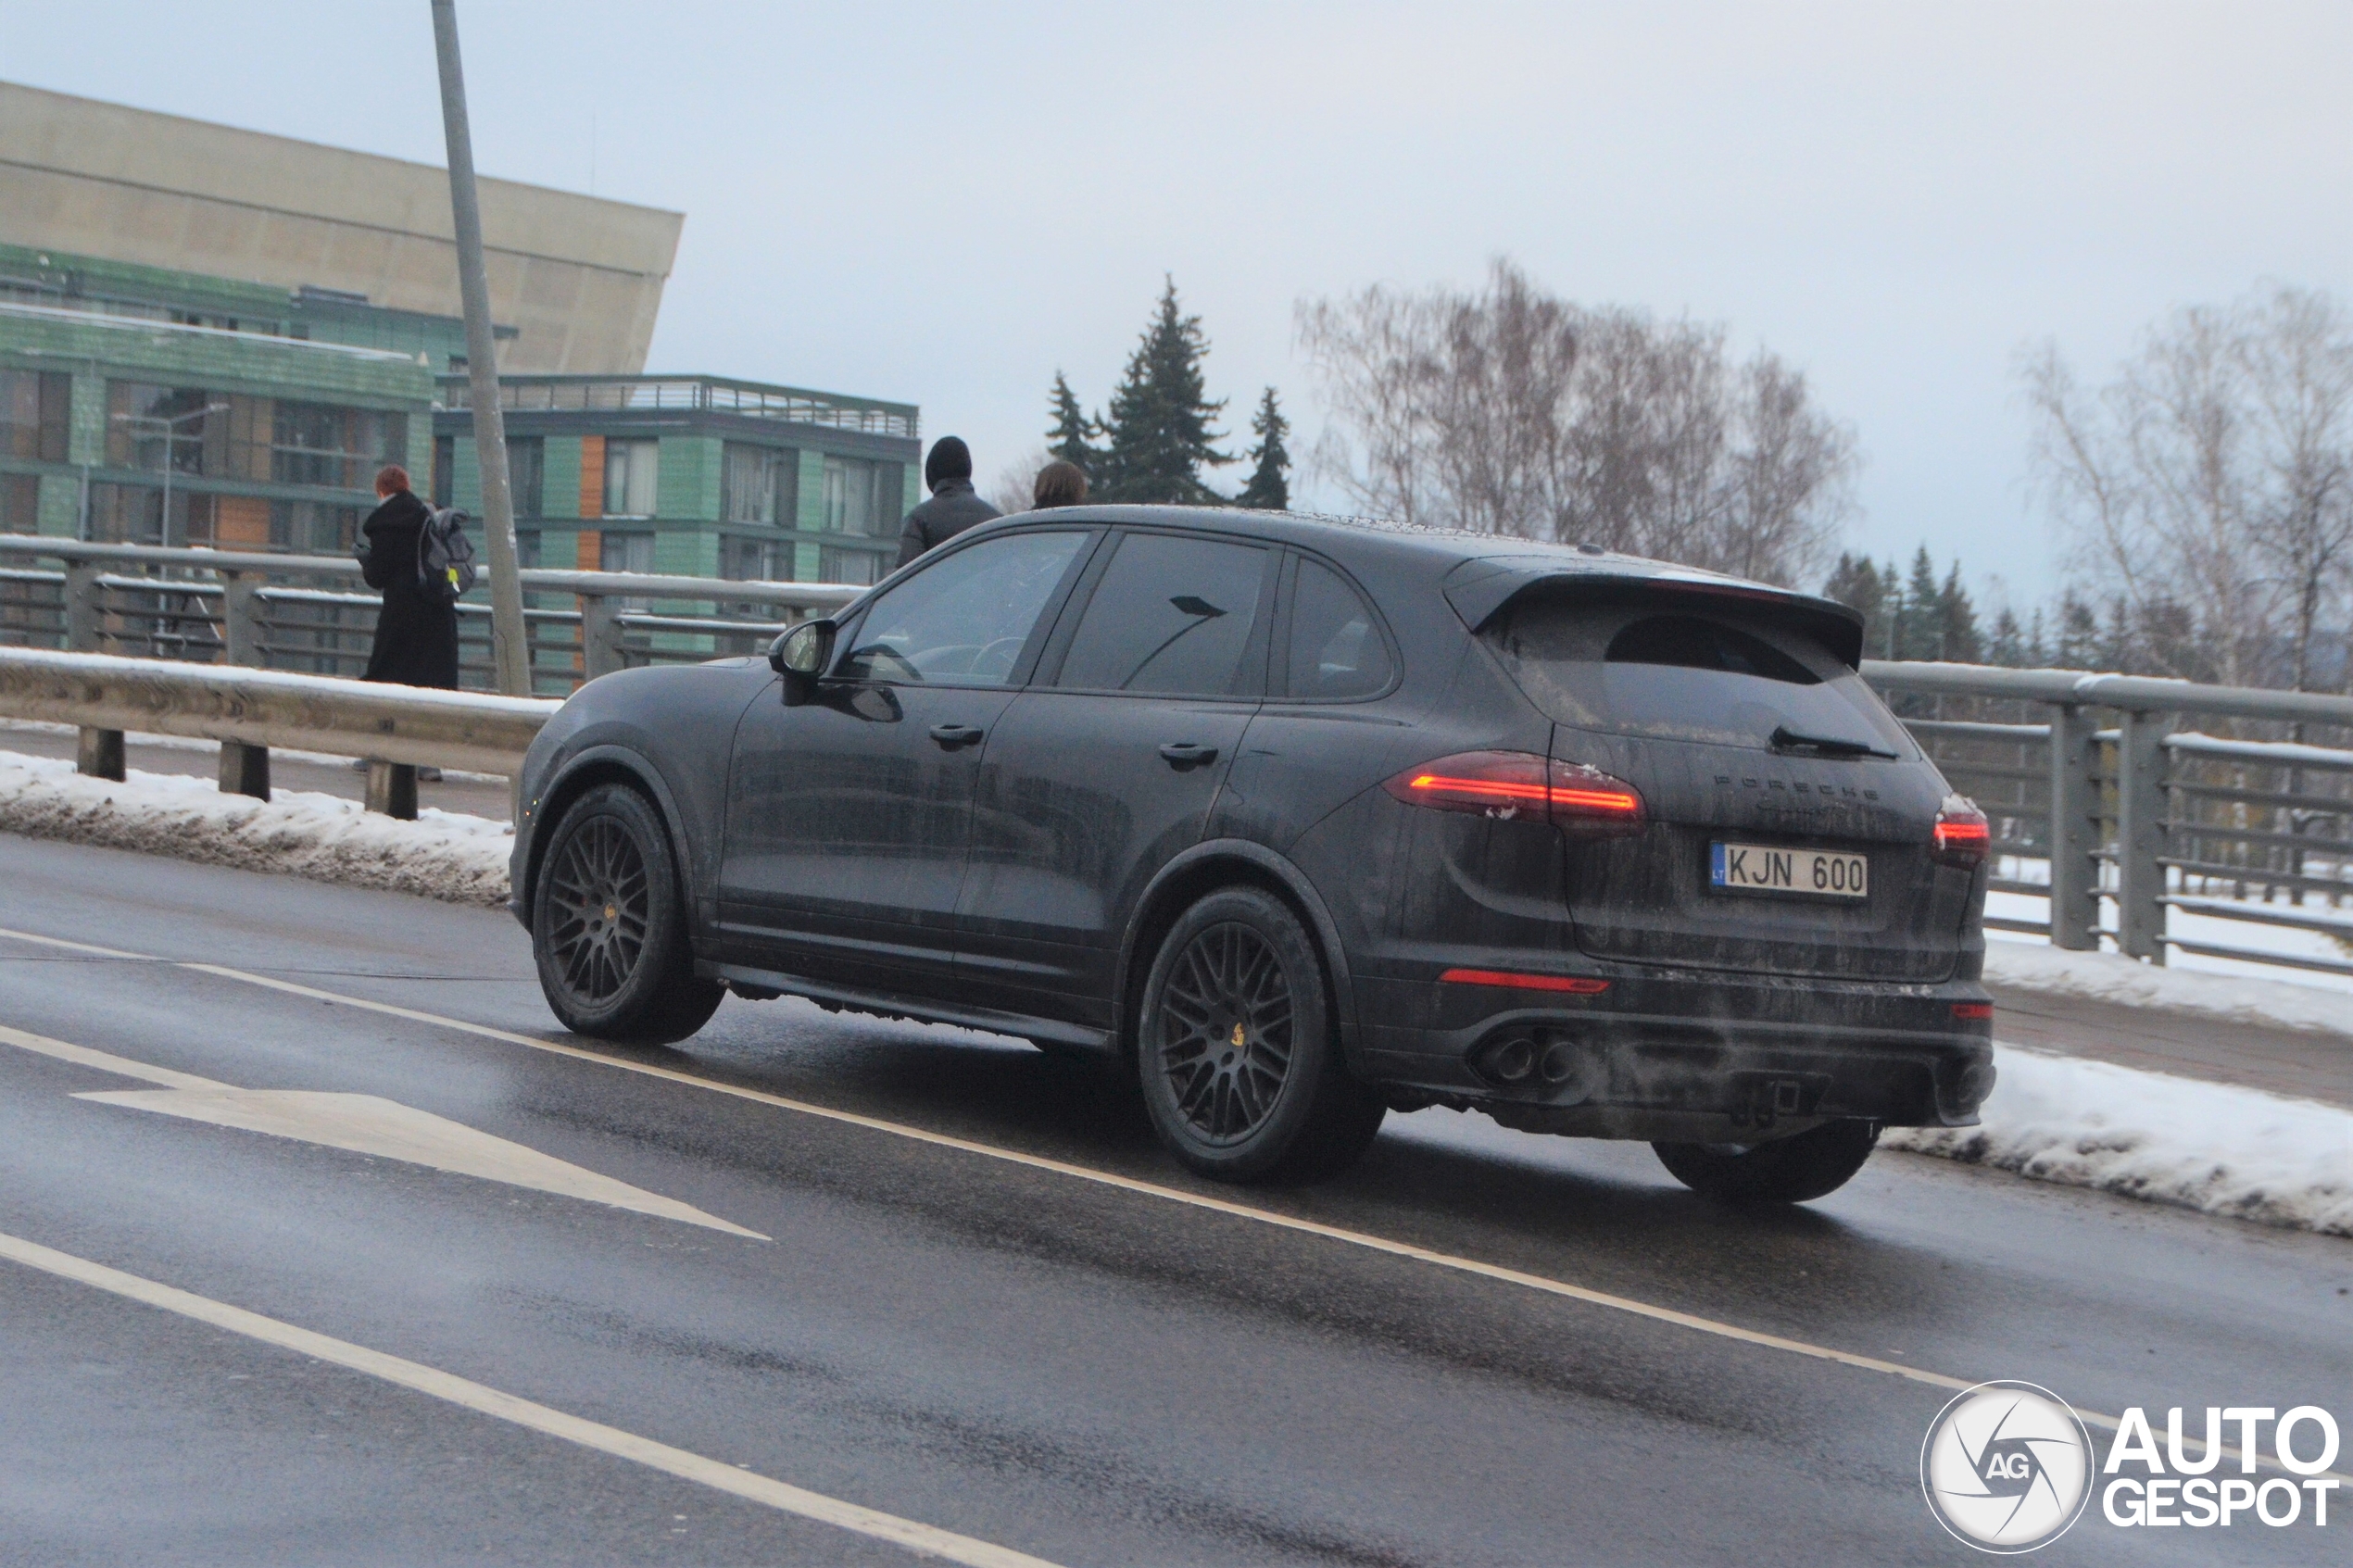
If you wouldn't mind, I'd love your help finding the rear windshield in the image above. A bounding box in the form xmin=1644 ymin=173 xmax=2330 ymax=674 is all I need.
xmin=1480 ymin=598 xmax=1910 ymax=754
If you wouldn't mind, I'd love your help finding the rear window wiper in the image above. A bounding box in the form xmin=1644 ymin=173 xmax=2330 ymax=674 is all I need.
xmin=1770 ymin=725 xmax=1897 ymax=759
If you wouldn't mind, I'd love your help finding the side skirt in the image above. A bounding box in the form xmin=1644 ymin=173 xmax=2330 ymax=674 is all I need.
xmin=698 ymin=960 xmax=1116 ymax=1057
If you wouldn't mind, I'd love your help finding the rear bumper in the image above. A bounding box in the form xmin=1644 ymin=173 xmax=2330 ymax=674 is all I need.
xmin=1349 ymin=968 xmax=1995 ymax=1140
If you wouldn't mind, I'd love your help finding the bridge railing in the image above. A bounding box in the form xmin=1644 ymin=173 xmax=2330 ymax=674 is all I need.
xmin=1863 ymin=661 xmax=2353 ymax=976
xmin=0 ymin=537 xmax=862 ymax=696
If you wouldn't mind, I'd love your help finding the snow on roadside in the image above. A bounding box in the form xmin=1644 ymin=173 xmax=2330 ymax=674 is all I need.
xmin=1982 ymin=940 xmax=2353 ymax=1038
xmin=1885 ymin=1044 xmax=2353 ymax=1236
xmin=0 ymin=749 xmax=510 ymax=906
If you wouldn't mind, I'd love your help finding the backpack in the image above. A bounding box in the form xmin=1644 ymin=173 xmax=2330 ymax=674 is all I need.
xmin=418 ymin=506 xmax=479 ymax=604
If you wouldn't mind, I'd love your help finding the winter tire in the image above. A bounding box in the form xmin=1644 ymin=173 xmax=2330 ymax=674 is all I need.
xmin=1652 ymin=1119 xmax=1880 ymax=1204
xmin=533 ymin=783 xmax=724 ymax=1044
xmin=1137 ymin=886 xmax=1386 ymax=1184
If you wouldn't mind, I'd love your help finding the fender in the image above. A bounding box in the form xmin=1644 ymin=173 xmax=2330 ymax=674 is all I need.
xmin=1115 ymin=837 xmax=1365 ymax=1068
xmin=518 ymin=742 xmax=697 ymax=928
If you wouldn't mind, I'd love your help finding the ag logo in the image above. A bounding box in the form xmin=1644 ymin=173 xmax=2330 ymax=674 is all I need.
xmin=1921 ymin=1381 xmax=2095 ymax=1552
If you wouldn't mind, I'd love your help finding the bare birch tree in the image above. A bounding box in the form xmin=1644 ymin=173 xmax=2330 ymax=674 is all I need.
xmin=2021 ymin=283 xmax=2353 ymax=689
xmin=1296 ymin=259 xmax=1855 ymax=587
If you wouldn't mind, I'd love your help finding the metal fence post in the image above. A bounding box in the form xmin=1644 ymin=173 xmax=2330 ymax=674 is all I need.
xmin=63 ymin=560 xmax=99 ymax=652
xmin=2114 ymin=708 xmax=2171 ymax=962
xmin=2045 ymin=703 xmax=2100 ymax=949
xmin=220 ymin=575 xmax=264 ymax=667
xmin=580 ymin=592 xmax=625 ymax=680
xmin=218 ymin=741 xmax=270 ymax=801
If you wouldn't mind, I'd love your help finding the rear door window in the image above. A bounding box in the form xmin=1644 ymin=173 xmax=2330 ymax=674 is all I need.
xmin=1283 ymin=558 xmax=1394 ymax=699
xmin=1482 ymin=598 xmax=1909 ymax=754
xmin=1054 ymin=532 xmax=1270 ymax=696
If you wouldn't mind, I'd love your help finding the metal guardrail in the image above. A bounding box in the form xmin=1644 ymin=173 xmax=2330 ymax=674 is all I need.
xmin=1863 ymin=659 xmax=2353 ymax=976
xmin=0 ymin=536 xmax=862 ymax=696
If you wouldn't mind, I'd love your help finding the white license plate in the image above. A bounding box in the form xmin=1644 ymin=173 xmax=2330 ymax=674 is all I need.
xmin=1710 ymin=842 xmax=1868 ymax=899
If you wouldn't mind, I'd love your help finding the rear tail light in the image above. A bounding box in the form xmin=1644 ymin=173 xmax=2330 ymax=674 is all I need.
xmin=1951 ymin=1002 xmax=1994 ymax=1021
xmin=1931 ymin=795 xmax=1990 ymax=868
xmin=1383 ymin=750 xmax=1645 ymax=836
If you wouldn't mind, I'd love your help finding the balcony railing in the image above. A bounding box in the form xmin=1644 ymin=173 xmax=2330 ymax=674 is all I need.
xmin=436 ymin=374 xmax=918 ymax=439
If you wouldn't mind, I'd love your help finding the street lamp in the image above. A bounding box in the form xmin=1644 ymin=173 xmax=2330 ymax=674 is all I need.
xmin=110 ymin=403 xmax=228 ymax=547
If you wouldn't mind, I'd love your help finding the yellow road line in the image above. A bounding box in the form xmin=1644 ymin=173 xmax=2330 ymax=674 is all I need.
xmin=0 ymin=1229 xmax=1057 ymax=1568
xmin=3 ymin=922 xmax=2335 ymax=1481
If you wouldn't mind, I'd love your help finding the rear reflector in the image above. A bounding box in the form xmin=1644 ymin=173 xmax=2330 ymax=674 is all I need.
xmin=1384 ymin=750 xmax=1644 ymax=834
xmin=1441 ymin=968 xmax=1610 ymax=995
xmin=1951 ymin=1002 xmax=1994 ymax=1021
xmin=1932 ymin=795 xmax=1991 ymax=867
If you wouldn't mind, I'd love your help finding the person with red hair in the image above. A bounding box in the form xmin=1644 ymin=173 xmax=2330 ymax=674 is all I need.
xmin=356 ymin=464 xmax=459 ymax=690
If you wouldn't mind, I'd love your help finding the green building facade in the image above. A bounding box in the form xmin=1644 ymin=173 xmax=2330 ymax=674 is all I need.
xmin=0 ymin=244 xmax=439 ymax=550
xmin=433 ymin=376 xmax=921 ymax=588
xmin=2 ymin=245 xmax=923 ymax=586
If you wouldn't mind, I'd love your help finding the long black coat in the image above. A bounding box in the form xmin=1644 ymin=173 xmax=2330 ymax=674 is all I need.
xmin=358 ymin=490 xmax=459 ymax=689
xmin=894 ymin=479 xmax=1000 ymax=567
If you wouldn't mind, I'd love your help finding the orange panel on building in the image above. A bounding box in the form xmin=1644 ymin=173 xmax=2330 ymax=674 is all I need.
xmin=579 ymin=434 xmax=605 ymax=519
xmin=575 ymin=530 xmax=600 ymax=571
xmin=215 ymin=495 xmax=271 ymax=548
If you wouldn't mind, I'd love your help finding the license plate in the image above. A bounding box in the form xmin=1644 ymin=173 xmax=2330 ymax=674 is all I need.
xmin=1710 ymin=842 xmax=1868 ymax=899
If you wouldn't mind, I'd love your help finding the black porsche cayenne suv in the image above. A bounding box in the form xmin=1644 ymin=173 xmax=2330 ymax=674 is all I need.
xmin=510 ymin=506 xmax=1994 ymax=1202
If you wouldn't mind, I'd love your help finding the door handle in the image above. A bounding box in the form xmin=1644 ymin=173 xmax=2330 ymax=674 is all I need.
xmin=928 ymin=723 xmax=985 ymax=749
xmin=1159 ymin=742 xmax=1219 ymax=769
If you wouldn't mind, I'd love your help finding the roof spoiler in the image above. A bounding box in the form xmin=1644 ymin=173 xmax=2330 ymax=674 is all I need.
xmin=1441 ymin=555 xmax=1868 ymax=670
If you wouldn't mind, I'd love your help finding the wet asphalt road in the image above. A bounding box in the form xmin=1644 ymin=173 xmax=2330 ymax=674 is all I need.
xmin=0 ymin=834 xmax=2347 ymax=1566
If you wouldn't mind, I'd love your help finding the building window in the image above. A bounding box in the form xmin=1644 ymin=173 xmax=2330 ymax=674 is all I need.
xmin=506 ymin=435 xmax=544 ymax=519
xmin=819 ymin=544 xmax=886 ymax=585
xmin=822 ymin=455 xmax=896 ymax=537
xmin=1 ymin=370 xmax=70 ymax=462
xmin=88 ymin=483 xmax=220 ymax=548
xmin=434 ymin=435 xmax=455 ymax=507
xmin=599 ymin=530 xmax=656 ymax=576
xmin=722 ymin=443 xmax=796 ymax=525
xmin=106 ymin=383 xmax=220 ymax=475
xmin=1 ymin=472 xmax=40 ymax=533
xmin=603 ymin=439 xmax=659 ymax=518
xmin=108 ymin=384 xmax=403 ymax=491
xmin=270 ymin=498 xmax=360 ymax=555
xmin=721 ymin=535 xmax=792 ymax=583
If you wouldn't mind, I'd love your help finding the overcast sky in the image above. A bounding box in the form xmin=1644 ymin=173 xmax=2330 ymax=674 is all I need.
xmin=8 ymin=1 xmax=2348 ymax=605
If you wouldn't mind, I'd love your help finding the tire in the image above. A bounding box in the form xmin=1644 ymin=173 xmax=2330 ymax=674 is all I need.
xmin=1652 ymin=1119 xmax=1880 ymax=1204
xmin=532 ymin=783 xmax=724 ymax=1044
xmin=1136 ymin=887 xmax=1386 ymax=1184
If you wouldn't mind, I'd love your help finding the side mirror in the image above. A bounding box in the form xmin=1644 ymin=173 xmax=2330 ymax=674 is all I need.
xmin=769 ymin=619 xmax=836 ymax=707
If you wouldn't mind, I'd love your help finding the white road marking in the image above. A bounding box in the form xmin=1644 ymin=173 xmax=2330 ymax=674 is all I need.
xmin=0 ymin=923 xmax=2336 ymax=1481
xmin=0 ymin=1020 xmax=762 ymax=1239
xmin=0 ymin=1228 xmax=1060 ymax=1568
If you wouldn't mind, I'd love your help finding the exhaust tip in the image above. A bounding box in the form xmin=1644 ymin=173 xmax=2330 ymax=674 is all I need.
xmin=1486 ymin=1036 xmax=1537 ymax=1084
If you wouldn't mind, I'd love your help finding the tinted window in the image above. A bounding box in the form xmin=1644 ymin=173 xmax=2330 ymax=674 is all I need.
xmin=1483 ymin=601 xmax=1909 ymax=753
xmin=1286 ymin=558 xmax=1392 ymax=698
xmin=838 ymin=530 xmax=1087 ymax=685
xmin=1057 ymin=533 xmax=1267 ymax=696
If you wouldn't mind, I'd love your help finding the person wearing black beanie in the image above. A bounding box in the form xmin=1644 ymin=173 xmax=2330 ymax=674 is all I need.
xmin=896 ymin=434 xmax=1002 ymax=567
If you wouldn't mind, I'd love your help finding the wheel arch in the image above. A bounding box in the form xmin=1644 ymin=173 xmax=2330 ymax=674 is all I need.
xmin=520 ymin=746 xmax=692 ymax=933
xmin=1115 ymin=839 xmax=1362 ymax=1071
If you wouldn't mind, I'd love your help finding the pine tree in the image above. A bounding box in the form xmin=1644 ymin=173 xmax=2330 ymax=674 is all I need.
xmin=1879 ymin=558 xmax=1905 ymax=660
xmin=1986 ymin=607 xmax=2029 ymax=668
xmin=1899 ymin=547 xmax=1944 ymax=661
xmin=1821 ymin=552 xmax=1886 ymax=656
xmin=1045 ymin=371 xmax=1100 ymax=481
xmin=1237 ymin=387 xmax=1290 ymax=510
xmin=1095 ymin=277 xmax=1229 ymax=504
xmin=1936 ymin=561 xmax=1982 ymax=664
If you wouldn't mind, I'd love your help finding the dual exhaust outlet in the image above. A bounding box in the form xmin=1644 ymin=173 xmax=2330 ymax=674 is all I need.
xmin=1473 ymin=1030 xmax=1601 ymax=1100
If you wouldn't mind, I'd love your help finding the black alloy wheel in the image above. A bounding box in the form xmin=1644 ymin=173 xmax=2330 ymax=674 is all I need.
xmin=1652 ymin=1118 xmax=1881 ymax=1204
xmin=1138 ymin=886 xmax=1387 ymax=1184
xmin=531 ymin=783 xmax=724 ymax=1043
xmin=1160 ymin=922 xmax=1297 ymax=1143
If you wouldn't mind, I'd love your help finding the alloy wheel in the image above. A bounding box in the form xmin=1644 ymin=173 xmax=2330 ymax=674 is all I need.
xmin=1157 ymin=922 xmax=1297 ymax=1142
xmin=545 ymin=816 xmax=650 ymax=1003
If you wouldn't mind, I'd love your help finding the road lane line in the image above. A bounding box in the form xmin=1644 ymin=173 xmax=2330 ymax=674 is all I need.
xmin=0 ymin=1022 xmax=228 ymax=1090
xmin=1 ymin=923 xmax=2335 ymax=1478
xmin=0 ymin=1228 xmax=1061 ymax=1568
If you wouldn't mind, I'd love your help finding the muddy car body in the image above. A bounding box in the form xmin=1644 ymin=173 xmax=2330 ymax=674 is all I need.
xmin=511 ymin=506 xmax=1994 ymax=1199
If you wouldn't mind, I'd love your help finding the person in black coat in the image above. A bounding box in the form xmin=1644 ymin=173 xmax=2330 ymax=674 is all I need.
xmin=895 ymin=435 xmax=1001 ymax=567
xmin=358 ymin=465 xmax=459 ymax=689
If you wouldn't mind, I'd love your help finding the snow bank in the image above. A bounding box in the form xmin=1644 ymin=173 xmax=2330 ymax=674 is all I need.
xmin=0 ymin=749 xmax=511 ymax=906
xmin=1885 ymin=1045 xmax=2353 ymax=1236
xmin=1982 ymin=940 xmax=2353 ymax=1038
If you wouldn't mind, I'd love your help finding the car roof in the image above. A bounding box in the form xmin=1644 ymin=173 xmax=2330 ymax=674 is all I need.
xmin=980 ymin=504 xmax=1868 ymax=667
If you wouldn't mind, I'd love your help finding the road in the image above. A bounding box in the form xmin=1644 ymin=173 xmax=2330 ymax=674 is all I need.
xmin=1 ymin=832 xmax=2347 ymax=1565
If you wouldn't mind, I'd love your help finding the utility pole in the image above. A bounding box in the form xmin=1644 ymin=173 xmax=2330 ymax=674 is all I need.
xmin=431 ymin=0 xmax=530 ymax=696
